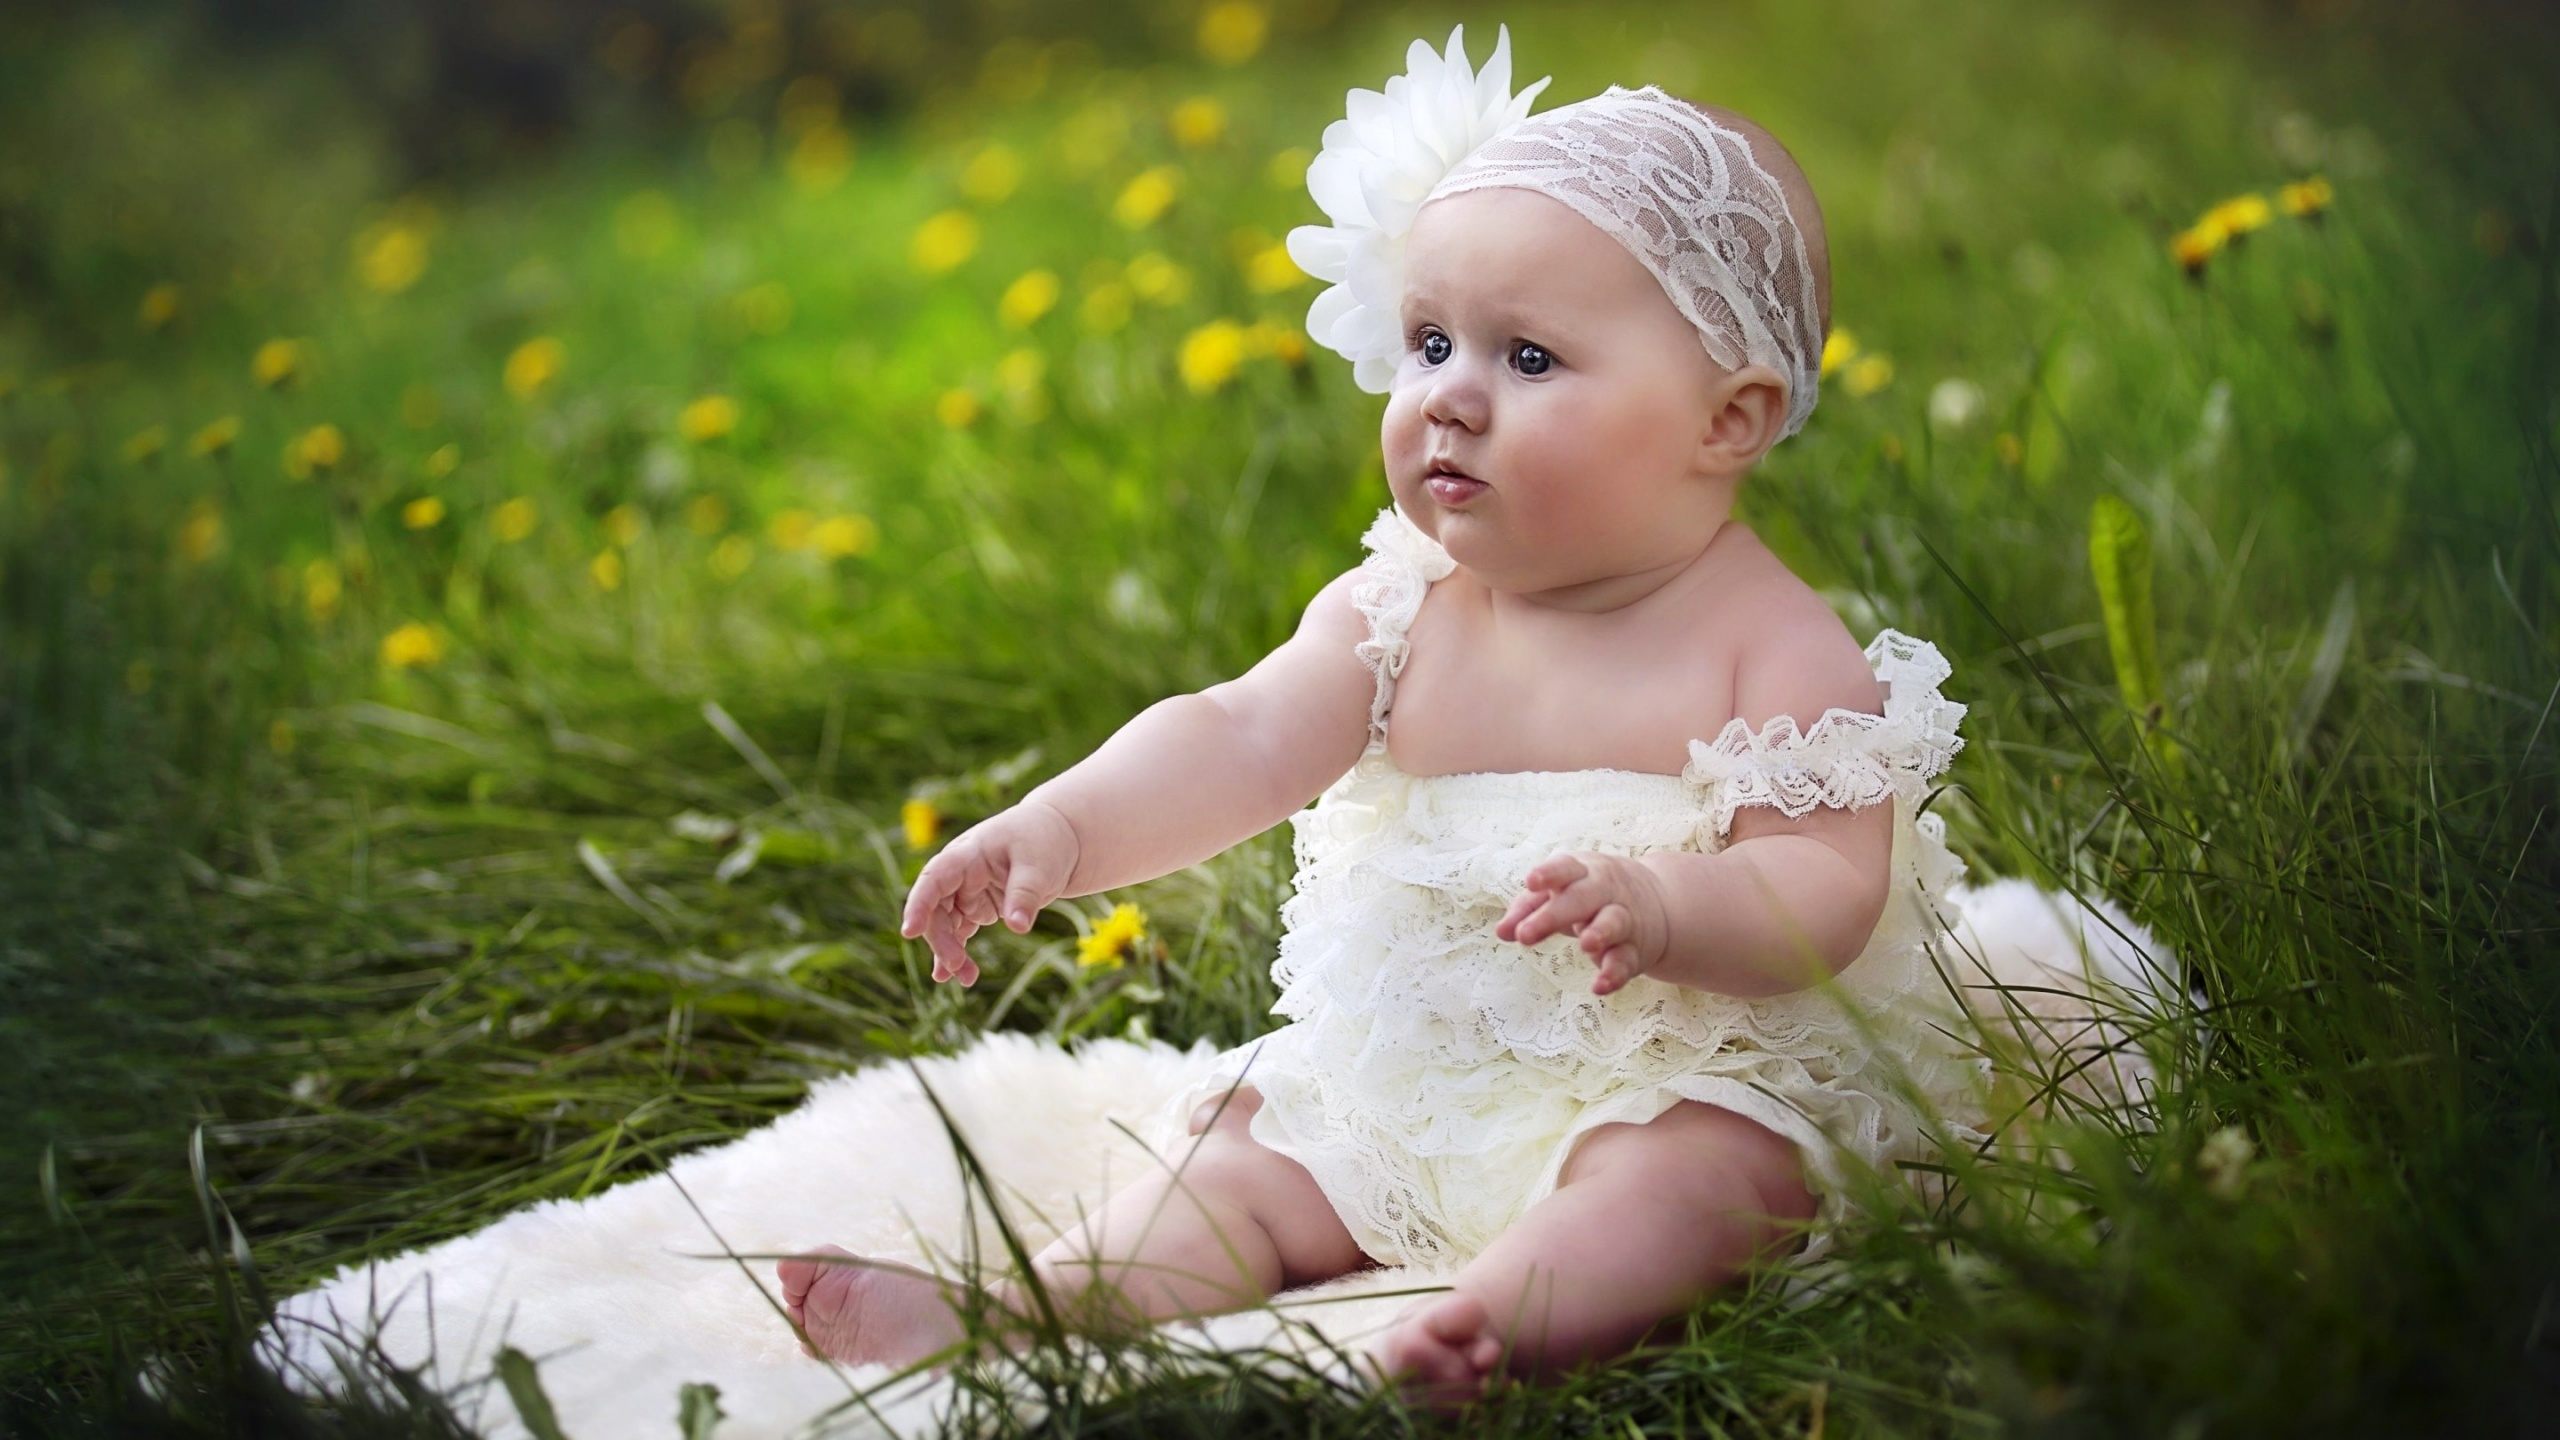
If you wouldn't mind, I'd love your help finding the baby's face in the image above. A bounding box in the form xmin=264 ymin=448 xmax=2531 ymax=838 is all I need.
xmin=1383 ymin=187 xmax=1782 ymax=600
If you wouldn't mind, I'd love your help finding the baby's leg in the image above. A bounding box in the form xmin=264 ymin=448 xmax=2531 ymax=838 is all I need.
xmin=781 ymin=1084 xmax=1372 ymax=1367
xmin=1369 ymin=1099 xmax=1817 ymax=1409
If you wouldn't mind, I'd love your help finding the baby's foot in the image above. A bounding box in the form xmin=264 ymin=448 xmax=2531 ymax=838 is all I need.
xmin=777 ymin=1244 xmax=970 ymax=1368
xmin=1367 ymin=1292 xmax=1507 ymax=1413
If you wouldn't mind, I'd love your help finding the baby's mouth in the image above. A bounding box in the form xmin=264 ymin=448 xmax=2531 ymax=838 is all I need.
xmin=1425 ymin=466 xmax=1489 ymax=503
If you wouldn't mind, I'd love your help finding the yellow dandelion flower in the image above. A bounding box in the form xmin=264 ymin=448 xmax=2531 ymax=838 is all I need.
xmin=769 ymin=507 xmax=816 ymax=550
xmin=589 ymin=549 xmax=624 ymax=591
xmin=2277 ymin=174 xmax=2332 ymax=219
xmin=1170 ymin=96 xmax=1226 ymax=149
xmin=680 ymin=393 xmax=740 ymax=442
xmin=1197 ymin=1 xmax=1267 ymax=65
xmin=1078 ymin=281 xmax=1133 ymax=334
xmin=911 ymin=209 xmax=981 ymax=274
xmin=709 ymin=534 xmax=755 ymax=579
xmin=283 ymin=423 xmax=346 ymax=480
xmin=268 ymin=718 xmax=295 ymax=756
xmin=1820 ymin=329 xmax=1858 ymax=379
xmin=996 ymin=347 xmax=1045 ymax=394
xmin=492 ymin=497 xmax=539 ymax=543
xmin=402 ymin=496 xmax=446 ymax=530
xmin=2171 ymin=222 xmax=2225 ymax=276
xmin=1843 ymin=355 xmax=1894 ymax=398
xmin=811 ymin=513 xmax=877 ymax=559
xmin=423 ymin=443 xmax=460 ymax=479
xmin=188 ymin=416 xmax=239 ymax=458
xmin=1246 ymin=243 xmax=1305 ymax=294
xmin=1179 ymin=320 xmax=1248 ymax=393
xmin=686 ymin=494 xmax=729 ymax=534
xmin=121 ymin=426 xmax=167 ymax=464
xmin=936 ymin=389 xmax=983 ymax=428
xmin=176 ymin=500 xmax=223 ymax=562
xmin=1077 ymin=901 xmax=1149 ymax=970
xmin=253 ymin=338 xmax=306 ymax=388
xmin=1270 ymin=328 xmax=1306 ymax=366
xmin=604 ymin=504 xmax=645 ymax=547
xmin=400 ymin=383 xmax=441 ymax=429
xmin=1114 ymin=166 xmax=1180 ymax=229
xmin=901 ymin=796 xmax=941 ymax=850
xmin=504 ymin=336 xmax=565 ymax=398
xmin=961 ymin=144 xmax=1024 ymax=204
xmin=2202 ymin=193 xmax=2273 ymax=240
xmin=139 ymin=283 xmax=181 ymax=331
xmin=1123 ymin=252 xmax=1188 ymax=304
xmin=303 ymin=559 xmax=343 ymax=621
xmin=355 ymin=221 xmax=429 ymax=294
xmin=379 ymin=621 xmax=446 ymax=669
xmin=999 ymin=269 xmax=1061 ymax=329
xmin=1264 ymin=146 xmax=1312 ymax=189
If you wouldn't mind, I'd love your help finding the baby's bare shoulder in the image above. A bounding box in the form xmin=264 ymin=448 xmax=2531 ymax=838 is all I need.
xmin=1720 ymin=557 xmax=1884 ymax=729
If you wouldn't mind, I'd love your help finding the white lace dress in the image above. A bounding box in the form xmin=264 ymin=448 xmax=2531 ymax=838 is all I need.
xmin=1151 ymin=504 xmax=1999 ymax=1275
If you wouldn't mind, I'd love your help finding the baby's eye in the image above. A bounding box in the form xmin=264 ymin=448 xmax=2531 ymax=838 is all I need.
xmin=1513 ymin=341 xmax=1553 ymax=377
xmin=1418 ymin=329 xmax=1452 ymax=366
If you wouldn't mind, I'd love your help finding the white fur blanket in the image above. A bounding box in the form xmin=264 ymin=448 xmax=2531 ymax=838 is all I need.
xmin=259 ymin=877 xmax=2181 ymax=1438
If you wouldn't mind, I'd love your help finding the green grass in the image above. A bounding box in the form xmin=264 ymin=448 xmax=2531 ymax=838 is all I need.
xmin=5 ymin=0 xmax=2558 ymax=1433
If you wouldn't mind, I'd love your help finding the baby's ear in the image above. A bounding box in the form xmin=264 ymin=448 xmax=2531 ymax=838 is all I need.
xmin=1699 ymin=365 xmax=1789 ymax=473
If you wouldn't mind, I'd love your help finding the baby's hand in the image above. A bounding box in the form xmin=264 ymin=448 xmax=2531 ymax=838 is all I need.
xmin=898 ymin=799 xmax=1083 ymax=988
xmin=1495 ymin=852 xmax=1673 ymax=997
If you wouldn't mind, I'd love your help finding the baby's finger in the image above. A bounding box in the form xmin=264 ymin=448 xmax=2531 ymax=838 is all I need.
xmin=1576 ymin=903 xmax=1631 ymax=956
xmin=1513 ymin=878 xmax=1608 ymax=947
xmin=1493 ymin=889 xmax=1544 ymax=941
xmin=958 ymin=880 xmax=999 ymax=928
xmin=1523 ymin=854 xmax=1590 ymax=892
xmin=901 ymin=859 xmax=953 ymax=938
xmin=924 ymin=903 xmax=974 ymax=983
xmin=1591 ymin=943 xmax=1640 ymax=995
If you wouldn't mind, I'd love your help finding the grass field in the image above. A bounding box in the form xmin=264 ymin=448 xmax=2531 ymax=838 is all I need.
xmin=5 ymin=0 xmax=2557 ymax=1433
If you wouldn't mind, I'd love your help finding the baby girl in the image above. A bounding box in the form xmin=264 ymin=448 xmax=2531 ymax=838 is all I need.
xmin=781 ymin=26 xmax=1988 ymax=1410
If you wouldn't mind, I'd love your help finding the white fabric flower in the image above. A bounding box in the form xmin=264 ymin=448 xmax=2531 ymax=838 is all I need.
xmin=1285 ymin=24 xmax=1551 ymax=393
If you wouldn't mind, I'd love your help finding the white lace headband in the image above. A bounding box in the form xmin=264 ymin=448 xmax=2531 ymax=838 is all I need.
xmin=1286 ymin=25 xmax=1825 ymax=445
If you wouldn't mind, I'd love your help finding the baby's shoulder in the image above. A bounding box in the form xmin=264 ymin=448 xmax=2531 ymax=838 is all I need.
xmin=1716 ymin=549 xmax=1885 ymax=731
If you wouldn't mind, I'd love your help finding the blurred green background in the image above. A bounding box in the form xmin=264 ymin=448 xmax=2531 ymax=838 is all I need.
xmin=4 ymin=0 xmax=2557 ymax=1433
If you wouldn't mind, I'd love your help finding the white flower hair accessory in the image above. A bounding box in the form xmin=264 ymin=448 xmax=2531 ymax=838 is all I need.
xmin=1284 ymin=24 xmax=1550 ymax=393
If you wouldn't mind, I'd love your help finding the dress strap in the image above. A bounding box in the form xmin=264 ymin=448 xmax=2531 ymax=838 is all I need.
xmin=1349 ymin=505 xmax=1457 ymax=754
xmin=1680 ymin=628 xmax=1968 ymax=837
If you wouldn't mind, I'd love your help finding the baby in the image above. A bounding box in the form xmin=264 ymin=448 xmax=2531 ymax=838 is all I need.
xmin=781 ymin=26 xmax=1984 ymax=1411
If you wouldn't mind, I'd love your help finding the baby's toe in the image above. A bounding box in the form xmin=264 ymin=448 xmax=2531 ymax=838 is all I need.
xmin=1422 ymin=1292 xmax=1491 ymax=1346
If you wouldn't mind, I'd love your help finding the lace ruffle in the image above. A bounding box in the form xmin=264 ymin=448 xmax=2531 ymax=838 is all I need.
xmin=1348 ymin=506 xmax=1456 ymax=754
xmin=1682 ymin=629 xmax=1970 ymax=840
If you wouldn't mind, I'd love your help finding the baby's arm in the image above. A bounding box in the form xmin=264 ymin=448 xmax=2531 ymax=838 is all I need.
xmin=1018 ymin=568 xmax=1377 ymax=900
xmin=1633 ymin=607 xmax=1896 ymax=999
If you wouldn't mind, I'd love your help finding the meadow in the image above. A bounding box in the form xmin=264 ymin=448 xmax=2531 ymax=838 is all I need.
xmin=4 ymin=0 xmax=2557 ymax=1433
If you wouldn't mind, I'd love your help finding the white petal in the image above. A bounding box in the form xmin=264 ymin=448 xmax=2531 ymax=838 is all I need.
xmin=1306 ymin=284 xmax=1360 ymax=351
xmin=1346 ymin=241 xmax=1397 ymax=310
xmin=1346 ymin=87 xmax=1388 ymax=129
xmin=1285 ymin=224 xmax=1351 ymax=281
xmin=1353 ymin=351 xmax=1396 ymax=393
xmin=1307 ymin=150 xmax=1371 ymax=226
xmin=1475 ymin=24 xmax=1512 ymax=113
